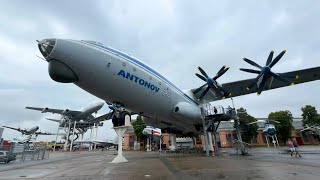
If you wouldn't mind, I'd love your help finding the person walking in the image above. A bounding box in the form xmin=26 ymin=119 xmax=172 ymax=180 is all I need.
xmin=287 ymin=139 xmax=294 ymax=157
xmin=292 ymin=138 xmax=302 ymax=157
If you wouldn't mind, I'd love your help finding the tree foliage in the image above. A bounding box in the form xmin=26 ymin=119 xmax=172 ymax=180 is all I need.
xmin=268 ymin=110 xmax=293 ymax=145
xmin=131 ymin=115 xmax=146 ymax=141
xmin=301 ymin=105 xmax=320 ymax=126
xmin=236 ymin=107 xmax=258 ymax=143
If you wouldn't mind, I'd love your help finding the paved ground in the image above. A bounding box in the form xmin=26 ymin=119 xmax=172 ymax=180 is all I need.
xmin=0 ymin=146 xmax=320 ymax=180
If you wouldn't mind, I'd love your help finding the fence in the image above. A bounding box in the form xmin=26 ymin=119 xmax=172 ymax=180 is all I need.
xmin=0 ymin=143 xmax=50 ymax=163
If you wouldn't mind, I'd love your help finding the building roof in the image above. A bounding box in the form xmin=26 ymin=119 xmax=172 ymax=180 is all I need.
xmin=216 ymin=118 xmax=304 ymax=131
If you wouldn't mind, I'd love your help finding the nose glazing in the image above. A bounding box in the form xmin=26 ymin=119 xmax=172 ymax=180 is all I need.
xmin=38 ymin=39 xmax=56 ymax=57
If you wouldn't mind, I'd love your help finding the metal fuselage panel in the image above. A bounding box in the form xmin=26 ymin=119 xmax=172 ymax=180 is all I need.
xmin=48 ymin=39 xmax=201 ymax=132
xmin=25 ymin=126 xmax=39 ymax=135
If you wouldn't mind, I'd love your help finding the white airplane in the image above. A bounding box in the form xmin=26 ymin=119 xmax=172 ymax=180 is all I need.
xmin=142 ymin=126 xmax=162 ymax=136
xmin=2 ymin=126 xmax=53 ymax=136
xmin=36 ymin=39 xmax=320 ymax=134
xmin=26 ymin=101 xmax=106 ymax=122
xmin=301 ymin=124 xmax=320 ymax=135
xmin=248 ymin=119 xmax=280 ymax=136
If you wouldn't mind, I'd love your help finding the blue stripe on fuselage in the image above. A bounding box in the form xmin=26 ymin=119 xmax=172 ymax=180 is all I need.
xmin=77 ymin=40 xmax=199 ymax=106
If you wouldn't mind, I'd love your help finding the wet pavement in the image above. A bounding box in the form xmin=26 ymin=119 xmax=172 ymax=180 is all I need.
xmin=0 ymin=146 xmax=319 ymax=180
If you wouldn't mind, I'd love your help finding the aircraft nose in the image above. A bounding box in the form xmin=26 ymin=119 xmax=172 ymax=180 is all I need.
xmin=37 ymin=39 xmax=56 ymax=58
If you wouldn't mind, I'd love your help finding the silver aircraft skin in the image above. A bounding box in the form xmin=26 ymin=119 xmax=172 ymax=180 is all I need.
xmin=36 ymin=39 xmax=320 ymax=133
xmin=26 ymin=101 xmax=105 ymax=122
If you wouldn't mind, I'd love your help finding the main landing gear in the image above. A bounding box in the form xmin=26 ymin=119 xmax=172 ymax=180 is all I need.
xmin=108 ymin=103 xmax=132 ymax=127
xmin=108 ymin=103 xmax=132 ymax=163
xmin=112 ymin=111 xmax=132 ymax=127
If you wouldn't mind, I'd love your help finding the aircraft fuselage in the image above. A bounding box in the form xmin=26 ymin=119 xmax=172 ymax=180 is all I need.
xmin=42 ymin=39 xmax=202 ymax=132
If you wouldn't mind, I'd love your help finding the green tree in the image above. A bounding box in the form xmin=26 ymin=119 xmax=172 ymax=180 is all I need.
xmin=268 ymin=110 xmax=293 ymax=145
xmin=301 ymin=105 xmax=320 ymax=126
xmin=236 ymin=107 xmax=258 ymax=143
xmin=131 ymin=115 xmax=146 ymax=141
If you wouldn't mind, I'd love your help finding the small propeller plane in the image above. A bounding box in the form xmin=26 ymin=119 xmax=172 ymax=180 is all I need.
xmin=248 ymin=119 xmax=280 ymax=147
xmin=301 ymin=124 xmax=320 ymax=136
xmin=35 ymin=38 xmax=320 ymax=134
xmin=2 ymin=126 xmax=54 ymax=136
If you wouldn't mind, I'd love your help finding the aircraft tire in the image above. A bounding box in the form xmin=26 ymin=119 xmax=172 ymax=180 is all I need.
xmin=120 ymin=111 xmax=131 ymax=126
xmin=112 ymin=116 xmax=119 ymax=127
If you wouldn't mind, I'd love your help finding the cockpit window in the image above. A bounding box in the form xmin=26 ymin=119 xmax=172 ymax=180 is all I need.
xmin=38 ymin=39 xmax=56 ymax=57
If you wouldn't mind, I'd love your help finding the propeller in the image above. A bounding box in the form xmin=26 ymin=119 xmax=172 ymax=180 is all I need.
xmin=240 ymin=50 xmax=299 ymax=95
xmin=193 ymin=66 xmax=231 ymax=100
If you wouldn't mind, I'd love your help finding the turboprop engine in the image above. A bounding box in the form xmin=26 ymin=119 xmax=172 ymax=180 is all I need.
xmin=62 ymin=109 xmax=69 ymax=115
xmin=41 ymin=107 xmax=49 ymax=113
xmin=172 ymin=102 xmax=201 ymax=120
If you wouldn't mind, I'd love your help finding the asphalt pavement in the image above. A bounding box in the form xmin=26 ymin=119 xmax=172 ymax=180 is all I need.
xmin=0 ymin=146 xmax=319 ymax=180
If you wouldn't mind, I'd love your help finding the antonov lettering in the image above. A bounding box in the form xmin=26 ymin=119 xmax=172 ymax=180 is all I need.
xmin=117 ymin=70 xmax=160 ymax=93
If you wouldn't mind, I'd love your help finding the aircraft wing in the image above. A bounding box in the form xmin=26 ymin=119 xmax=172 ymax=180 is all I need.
xmin=193 ymin=67 xmax=320 ymax=102
xmin=34 ymin=131 xmax=55 ymax=135
xmin=25 ymin=106 xmax=82 ymax=117
xmin=45 ymin=118 xmax=61 ymax=123
xmin=2 ymin=126 xmax=25 ymax=133
xmin=300 ymin=125 xmax=315 ymax=132
xmin=87 ymin=111 xmax=114 ymax=123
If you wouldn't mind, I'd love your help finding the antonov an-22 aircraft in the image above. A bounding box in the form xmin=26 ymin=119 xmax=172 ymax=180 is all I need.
xmin=36 ymin=39 xmax=320 ymax=134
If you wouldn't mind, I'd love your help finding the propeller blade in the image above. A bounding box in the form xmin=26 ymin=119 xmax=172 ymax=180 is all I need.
xmin=266 ymin=50 xmax=274 ymax=66
xmin=245 ymin=73 xmax=263 ymax=91
xmin=268 ymin=50 xmax=286 ymax=68
xmin=217 ymin=66 xmax=226 ymax=76
xmin=195 ymin=73 xmax=207 ymax=82
xmin=193 ymin=84 xmax=207 ymax=94
xmin=198 ymin=67 xmax=209 ymax=78
xmin=243 ymin=58 xmax=262 ymax=69
xmin=256 ymin=78 xmax=266 ymax=95
xmin=199 ymin=86 xmax=210 ymax=99
xmin=270 ymin=72 xmax=291 ymax=84
xmin=239 ymin=68 xmax=261 ymax=74
xmin=213 ymin=67 xmax=229 ymax=80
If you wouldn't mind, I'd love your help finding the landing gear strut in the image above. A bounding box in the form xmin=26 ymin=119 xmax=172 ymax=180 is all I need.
xmin=111 ymin=110 xmax=132 ymax=127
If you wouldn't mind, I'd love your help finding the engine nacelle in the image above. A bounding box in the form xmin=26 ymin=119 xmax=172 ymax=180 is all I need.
xmin=172 ymin=102 xmax=201 ymax=120
xmin=62 ymin=109 xmax=69 ymax=115
xmin=41 ymin=107 xmax=49 ymax=113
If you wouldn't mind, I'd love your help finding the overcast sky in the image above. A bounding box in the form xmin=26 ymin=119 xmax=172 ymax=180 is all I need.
xmin=0 ymin=1 xmax=319 ymax=141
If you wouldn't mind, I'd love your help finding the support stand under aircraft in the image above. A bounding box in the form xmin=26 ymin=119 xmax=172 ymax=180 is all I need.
xmin=200 ymin=104 xmax=239 ymax=156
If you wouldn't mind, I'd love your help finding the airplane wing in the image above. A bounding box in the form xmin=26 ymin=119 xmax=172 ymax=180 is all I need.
xmin=45 ymin=118 xmax=61 ymax=123
xmin=34 ymin=131 xmax=55 ymax=135
xmin=2 ymin=126 xmax=25 ymax=133
xmin=193 ymin=67 xmax=320 ymax=102
xmin=87 ymin=111 xmax=114 ymax=123
xmin=25 ymin=107 xmax=82 ymax=117
xmin=300 ymin=125 xmax=316 ymax=132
